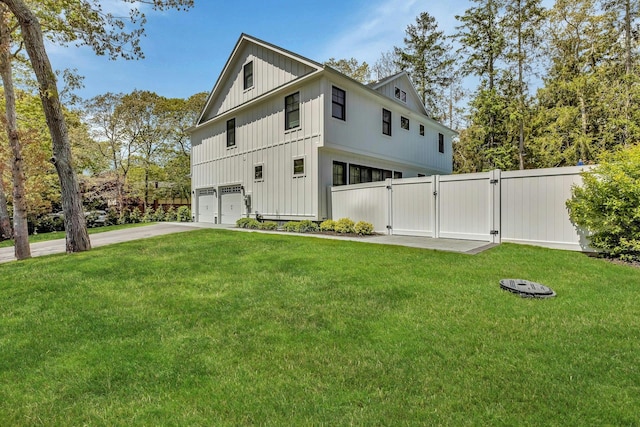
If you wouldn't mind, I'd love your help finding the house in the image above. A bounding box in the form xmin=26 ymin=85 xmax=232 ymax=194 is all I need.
xmin=190 ymin=33 xmax=455 ymax=224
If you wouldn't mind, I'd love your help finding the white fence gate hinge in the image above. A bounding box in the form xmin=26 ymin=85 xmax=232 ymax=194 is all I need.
xmin=490 ymin=230 xmax=500 ymax=235
xmin=490 ymin=179 xmax=499 ymax=184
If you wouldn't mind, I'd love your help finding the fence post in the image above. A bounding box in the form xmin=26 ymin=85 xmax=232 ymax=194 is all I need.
xmin=490 ymin=169 xmax=502 ymax=244
xmin=433 ymin=175 xmax=440 ymax=239
xmin=386 ymin=178 xmax=393 ymax=235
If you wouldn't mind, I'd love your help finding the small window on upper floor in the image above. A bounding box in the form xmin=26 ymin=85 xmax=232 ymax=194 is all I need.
xmin=394 ymin=171 xmax=403 ymax=179
xmin=332 ymin=86 xmax=346 ymax=121
xmin=243 ymin=61 xmax=254 ymax=90
xmin=401 ymin=116 xmax=409 ymax=130
xmin=226 ymin=118 xmax=236 ymax=148
xmin=285 ymin=92 xmax=300 ymax=130
xmin=382 ymin=108 xmax=392 ymax=136
xmin=439 ymin=133 xmax=445 ymax=153
xmin=394 ymin=86 xmax=407 ymax=103
xmin=420 ymin=124 xmax=425 ymax=136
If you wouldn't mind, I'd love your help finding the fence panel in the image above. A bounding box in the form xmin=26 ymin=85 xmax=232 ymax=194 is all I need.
xmin=437 ymin=172 xmax=493 ymax=242
xmin=391 ymin=177 xmax=435 ymax=237
xmin=501 ymin=166 xmax=588 ymax=250
xmin=331 ymin=181 xmax=389 ymax=233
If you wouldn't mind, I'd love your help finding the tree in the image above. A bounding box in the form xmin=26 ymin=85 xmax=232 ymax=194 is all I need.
xmin=372 ymin=50 xmax=401 ymax=81
xmin=456 ymin=0 xmax=506 ymax=151
xmin=395 ymin=11 xmax=455 ymax=120
xmin=324 ymin=58 xmax=371 ymax=83
xmin=502 ymin=0 xmax=546 ymax=169
xmin=0 ymin=0 xmax=193 ymax=253
xmin=0 ymin=4 xmax=29 ymax=258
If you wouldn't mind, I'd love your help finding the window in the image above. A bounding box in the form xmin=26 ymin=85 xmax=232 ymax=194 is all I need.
xmin=439 ymin=133 xmax=445 ymax=153
xmin=332 ymin=86 xmax=346 ymax=120
xmin=382 ymin=108 xmax=392 ymax=136
xmin=349 ymin=163 xmax=390 ymax=185
xmin=293 ymin=157 xmax=305 ymax=176
xmin=401 ymin=116 xmax=409 ymax=130
xmin=333 ymin=161 xmax=347 ymax=186
xmin=226 ymin=118 xmax=236 ymax=148
xmin=394 ymin=87 xmax=406 ymax=102
xmin=254 ymin=164 xmax=263 ymax=181
xmin=285 ymin=92 xmax=300 ymax=130
xmin=243 ymin=61 xmax=253 ymax=90
xmin=420 ymin=124 xmax=425 ymax=136
xmin=394 ymin=171 xmax=403 ymax=179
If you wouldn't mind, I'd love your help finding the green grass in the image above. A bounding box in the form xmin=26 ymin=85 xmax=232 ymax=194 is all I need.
xmin=0 ymin=223 xmax=153 ymax=248
xmin=1 ymin=229 xmax=639 ymax=425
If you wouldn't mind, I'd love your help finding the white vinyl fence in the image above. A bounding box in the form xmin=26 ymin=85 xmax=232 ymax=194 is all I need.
xmin=331 ymin=166 xmax=590 ymax=251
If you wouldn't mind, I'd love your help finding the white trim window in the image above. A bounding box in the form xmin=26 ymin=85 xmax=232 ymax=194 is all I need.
xmin=293 ymin=156 xmax=305 ymax=176
xmin=285 ymin=92 xmax=300 ymax=130
xmin=394 ymin=86 xmax=407 ymax=103
xmin=243 ymin=61 xmax=254 ymax=90
xmin=254 ymin=163 xmax=264 ymax=181
xmin=401 ymin=116 xmax=409 ymax=130
xmin=226 ymin=118 xmax=236 ymax=148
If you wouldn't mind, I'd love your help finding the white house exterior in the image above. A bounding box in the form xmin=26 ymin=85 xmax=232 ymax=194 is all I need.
xmin=190 ymin=34 xmax=456 ymax=224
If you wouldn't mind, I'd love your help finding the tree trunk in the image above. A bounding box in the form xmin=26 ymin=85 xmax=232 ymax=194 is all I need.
xmin=0 ymin=163 xmax=13 ymax=240
xmin=0 ymin=0 xmax=90 ymax=253
xmin=0 ymin=4 xmax=30 ymax=259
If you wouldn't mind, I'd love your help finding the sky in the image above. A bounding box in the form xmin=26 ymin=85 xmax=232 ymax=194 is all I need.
xmin=46 ymin=0 xmax=471 ymax=101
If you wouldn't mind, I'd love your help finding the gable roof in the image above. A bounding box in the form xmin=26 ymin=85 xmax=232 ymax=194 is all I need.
xmin=196 ymin=33 xmax=324 ymax=125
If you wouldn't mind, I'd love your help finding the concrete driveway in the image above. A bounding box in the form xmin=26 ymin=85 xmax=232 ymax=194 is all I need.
xmin=0 ymin=222 xmax=495 ymax=264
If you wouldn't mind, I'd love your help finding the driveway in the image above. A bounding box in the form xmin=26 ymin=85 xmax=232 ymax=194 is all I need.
xmin=0 ymin=222 xmax=495 ymax=264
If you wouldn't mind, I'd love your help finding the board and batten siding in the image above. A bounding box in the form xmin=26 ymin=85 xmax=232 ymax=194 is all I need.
xmin=202 ymin=43 xmax=317 ymax=122
xmin=192 ymin=82 xmax=323 ymax=221
xmin=322 ymin=76 xmax=453 ymax=175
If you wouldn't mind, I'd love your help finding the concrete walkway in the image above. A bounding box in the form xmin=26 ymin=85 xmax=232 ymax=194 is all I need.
xmin=0 ymin=222 xmax=496 ymax=264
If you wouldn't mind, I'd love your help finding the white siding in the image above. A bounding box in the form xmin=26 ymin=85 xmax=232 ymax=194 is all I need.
xmin=373 ymin=75 xmax=423 ymax=115
xmin=323 ymin=76 xmax=453 ymax=175
xmin=201 ymin=43 xmax=317 ymax=122
xmin=192 ymin=81 xmax=323 ymax=221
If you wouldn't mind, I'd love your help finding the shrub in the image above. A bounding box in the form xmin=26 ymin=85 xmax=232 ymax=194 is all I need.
xmin=177 ymin=206 xmax=191 ymax=222
xmin=105 ymin=209 xmax=119 ymax=226
xmin=142 ymin=208 xmax=154 ymax=223
xmin=259 ymin=221 xmax=279 ymax=230
xmin=297 ymin=220 xmax=319 ymax=233
xmin=334 ymin=218 xmax=355 ymax=234
xmin=567 ymin=145 xmax=640 ymax=261
xmin=236 ymin=218 xmax=252 ymax=228
xmin=282 ymin=221 xmax=301 ymax=232
xmin=165 ymin=207 xmax=178 ymax=222
xmin=153 ymin=206 xmax=165 ymax=222
xmin=129 ymin=207 xmax=142 ymax=224
xmin=354 ymin=221 xmax=375 ymax=235
xmin=319 ymin=219 xmax=336 ymax=232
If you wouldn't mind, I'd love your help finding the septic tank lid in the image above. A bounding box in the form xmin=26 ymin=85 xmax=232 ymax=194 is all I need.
xmin=500 ymin=279 xmax=556 ymax=298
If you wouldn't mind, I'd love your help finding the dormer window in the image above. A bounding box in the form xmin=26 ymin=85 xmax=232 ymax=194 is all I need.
xmin=394 ymin=87 xmax=406 ymax=103
xmin=243 ymin=61 xmax=254 ymax=90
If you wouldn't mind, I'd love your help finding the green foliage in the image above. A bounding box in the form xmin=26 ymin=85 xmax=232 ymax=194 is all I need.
xmin=354 ymin=221 xmax=375 ymax=235
xmin=334 ymin=218 xmax=355 ymax=234
xmin=142 ymin=208 xmax=154 ymax=223
xmin=129 ymin=207 xmax=142 ymax=224
xmin=324 ymin=58 xmax=371 ymax=83
xmin=259 ymin=221 xmax=279 ymax=231
xmin=567 ymin=145 xmax=640 ymax=261
xmin=164 ymin=207 xmax=177 ymax=222
xmin=282 ymin=221 xmax=301 ymax=232
xmin=176 ymin=206 xmax=191 ymax=222
xmin=236 ymin=218 xmax=261 ymax=229
xmin=297 ymin=220 xmax=319 ymax=233
xmin=153 ymin=206 xmax=165 ymax=222
xmin=319 ymin=219 xmax=336 ymax=232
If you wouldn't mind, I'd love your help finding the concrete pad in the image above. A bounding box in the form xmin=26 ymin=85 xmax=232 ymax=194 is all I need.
xmin=0 ymin=222 xmax=495 ymax=264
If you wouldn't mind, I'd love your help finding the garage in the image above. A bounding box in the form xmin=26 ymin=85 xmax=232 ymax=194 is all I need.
xmin=220 ymin=185 xmax=243 ymax=224
xmin=197 ymin=188 xmax=216 ymax=223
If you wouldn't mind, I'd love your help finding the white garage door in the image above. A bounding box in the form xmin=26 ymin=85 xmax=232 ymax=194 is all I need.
xmin=197 ymin=188 xmax=216 ymax=223
xmin=220 ymin=185 xmax=243 ymax=224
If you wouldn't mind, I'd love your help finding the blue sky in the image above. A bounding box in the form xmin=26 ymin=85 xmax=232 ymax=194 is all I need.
xmin=46 ymin=0 xmax=470 ymax=101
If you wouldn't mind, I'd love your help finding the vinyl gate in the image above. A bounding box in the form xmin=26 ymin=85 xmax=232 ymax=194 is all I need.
xmin=331 ymin=166 xmax=589 ymax=251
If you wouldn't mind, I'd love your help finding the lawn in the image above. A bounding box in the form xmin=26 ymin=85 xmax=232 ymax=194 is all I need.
xmin=0 ymin=229 xmax=638 ymax=425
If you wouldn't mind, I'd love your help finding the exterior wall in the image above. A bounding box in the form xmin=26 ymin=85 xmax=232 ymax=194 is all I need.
xmin=202 ymin=43 xmax=317 ymax=122
xmin=322 ymin=76 xmax=453 ymax=175
xmin=192 ymin=79 xmax=323 ymax=221
xmin=373 ymin=76 xmax=424 ymax=117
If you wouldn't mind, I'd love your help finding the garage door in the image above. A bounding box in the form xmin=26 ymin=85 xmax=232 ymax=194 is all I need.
xmin=220 ymin=185 xmax=243 ymax=224
xmin=197 ymin=188 xmax=216 ymax=223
